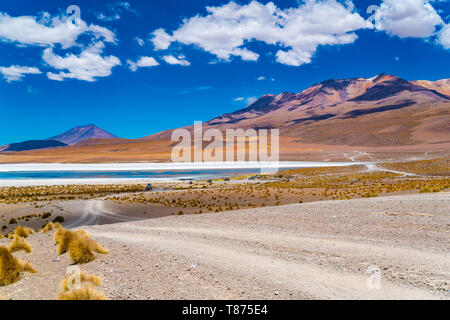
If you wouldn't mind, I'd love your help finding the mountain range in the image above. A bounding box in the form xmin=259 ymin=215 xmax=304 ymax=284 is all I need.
xmin=48 ymin=124 xmax=117 ymax=145
xmin=0 ymin=124 xmax=117 ymax=152
xmin=147 ymin=74 xmax=450 ymax=147
xmin=0 ymin=140 xmax=68 ymax=152
xmin=1 ymin=74 xmax=449 ymax=161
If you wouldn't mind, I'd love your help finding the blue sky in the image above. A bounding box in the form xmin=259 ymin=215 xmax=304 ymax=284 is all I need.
xmin=0 ymin=0 xmax=449 ymax=145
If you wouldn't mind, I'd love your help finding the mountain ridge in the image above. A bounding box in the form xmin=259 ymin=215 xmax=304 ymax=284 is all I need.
xmin=49 ymin=124 xmax=118 ymax=145
xmin=0 ymin=125 xmax=118 ymax=152
xmin=1 ymin=74 xmax=449 ymax=159
xmin=145 ymin=74 xmax=450 ymax=147
xmin=0 ymin=140 xmax=67 ymax=152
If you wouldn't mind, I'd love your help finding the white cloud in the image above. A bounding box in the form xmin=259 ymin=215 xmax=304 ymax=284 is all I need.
xmin=246 ymin=96 xmax=257 ymax=104
xmin=97 ymin=13 xmax=121 ymax=22
xmin=234 ymin=96 xmax=257 ymax=104
xmin=372 ymin=0 xmax=443 ymax=38
xmin=151 ymin=0 xmax=369 ymax=66
xmin=26 ymin=86 xmax=39 ymax=94
xmin=135 ymin=37 xmax=145 ymax=46
xmin=178 ymin=86 xmax=212 ymax=94
xmin=152 ymin=28 xmax=172 ymax=50
xmin=0 ymin=11 xmax=116 ymax=48
xmin=257 ymin=76 xmax=265 ymax=81
xmin=43 ymin=42 xmax=121 ymax=82
xmin=0 ymin=65 xmax=41 ymax=82
xmin=115 ymin=2 xmax=139 ymax=16
xmin=438 ymin=23 xmax=450 ymax=48
xmin=46 ymin=72 xmax=64 ymax=81
xmin=97 ymin=1 xmax=139 ymax=22
xmin=162 ymin=55 xmax=191 ymax=66
xmin=127 ymin=56 xmax=159 ymax=71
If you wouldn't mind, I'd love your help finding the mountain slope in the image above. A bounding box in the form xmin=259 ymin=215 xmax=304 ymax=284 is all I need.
xmin=146 ymin=74 xmax=450 ymax=147
xmin=0 ymin=140 xmax=67 ymax=152
xmin=1 ymin=74 xmax=448 ymax=163
xmin=411 ymin=79 xmax=450 ymax=96
xmin=49 ymin=124 xmax=118 ymax=145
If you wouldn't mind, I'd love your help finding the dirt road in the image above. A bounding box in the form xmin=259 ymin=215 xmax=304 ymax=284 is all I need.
xmin=86 ymin=192 xmax=449 ymax=300
xmin=1 ymin=193 xmax=449 ymax=299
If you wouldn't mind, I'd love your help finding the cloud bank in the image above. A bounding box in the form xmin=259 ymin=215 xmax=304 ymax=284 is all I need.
xmin=127 ymin=56 xmax=159 ymax=71
xmin=0 ymin=11 xmax=115 ymax=48
xmin=152 ymin=0 xmax=370 ymax=66
xmin=372 ymin=0 xmax=443 ymax=38
xmin=43 ymin=42 xmax=121 ymax=82
xmin=0 ymin=65 xmax=42 ymax=82
xmin=151 ymin=0 xmax=450 ymax=67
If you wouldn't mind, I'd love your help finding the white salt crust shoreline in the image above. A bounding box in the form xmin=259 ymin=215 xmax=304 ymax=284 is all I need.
xmin=0 ymin=161 xmax=366 ymax=172
xmin=0 ymin=161 xmax=368 ymax=187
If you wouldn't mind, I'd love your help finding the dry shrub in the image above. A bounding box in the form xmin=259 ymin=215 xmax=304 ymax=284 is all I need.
xmin=58 ymin=286 xmax=107 ymax=300
xmin=40 ymin=222 xmax=61 ymax=233
xmin=54 ymin=226 xmax=107 ymax=264
xmin=61 ymin=272 xmax=102 ymax=291
xmin=54 ymin=227 xmax=89 ymax=255
xmin=8 ymin=236 xmax=32 ymax=253
xmin=68 ymin=239 xmax=96 ymax=264
xmin=59 ymin=272 xmax=106 ymax=300
xmin=91 ymin=241 xmax=108 ymax=255
xmin=13 ymin=225 xmax=35 ymax=238
xmin=0 ymin=246 xmax=37 ymax=286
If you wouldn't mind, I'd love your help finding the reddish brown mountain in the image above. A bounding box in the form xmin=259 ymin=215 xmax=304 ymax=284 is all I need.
xmin=147 ymin=74 xmax=450 ymax=147
xmin=1 ymin=74 xmax=449 ymax=163
xmin=411 ymin=79 xmax=450 ymax=96
xmin=49 ymin=124 xmax=118 ymax=145
xmin=0 ymin=140 xmax=67 ymax=152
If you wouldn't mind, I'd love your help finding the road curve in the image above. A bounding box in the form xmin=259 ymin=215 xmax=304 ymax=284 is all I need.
xmin=85 ymin=192 xmax=450 ymax=300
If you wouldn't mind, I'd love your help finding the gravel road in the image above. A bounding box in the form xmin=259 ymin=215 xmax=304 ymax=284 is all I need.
xmin=1 ymin=193 xmax=449 ymax=300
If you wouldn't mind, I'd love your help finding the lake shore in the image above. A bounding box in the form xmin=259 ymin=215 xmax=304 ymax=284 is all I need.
xmin=0 ymin=161 xmax=367 ymax=187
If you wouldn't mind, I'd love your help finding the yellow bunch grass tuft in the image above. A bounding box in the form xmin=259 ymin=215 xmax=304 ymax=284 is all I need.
xmin=0 ymin=246 xmax=37 ymax=286
xmin=68 ymin=239 xmax=96 ymax=264
xmin=8 ymin=236 xmax=32 ymax=253
xmin=13 ymin=225 xmax=35 ymax=238
xmin=91 ymin=241 xmax=108 ymax=255
xmin=61 ymin=272 xmax=102 ymax=291
xmin=59 ymin=272 xmax=106 ymax=300
xmin=54 ymin=227 xmax=89 ymax=255
xmin=40 ymin=222 xmax=61 ymax=233
xmin=58 ymin=286 xmax=107 ymax=300
xmin=54 ymin=226 xmax=107 ymax=264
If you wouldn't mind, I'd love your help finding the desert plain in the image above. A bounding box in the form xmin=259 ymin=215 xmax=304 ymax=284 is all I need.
xmin=0 ymin=155 xmax=449 ymax=300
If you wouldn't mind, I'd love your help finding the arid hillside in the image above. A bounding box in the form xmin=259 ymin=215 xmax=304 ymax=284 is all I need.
xmin=1 ymin=74 xmax=449 ymax=163
xmin=147 ymin=74 xmax=450 ymax=147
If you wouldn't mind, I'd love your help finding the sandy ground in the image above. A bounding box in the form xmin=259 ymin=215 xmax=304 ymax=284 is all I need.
xmin=1 ymin=192 xmax=449 ymax=300
xmin=0 ymin=199 xmax=172 ymax=233
xmin=0 ymin=136 xmax=449 ymax=164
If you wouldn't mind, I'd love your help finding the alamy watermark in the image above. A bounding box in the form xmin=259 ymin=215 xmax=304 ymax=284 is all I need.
xmin=66 ymin=5 xmax=82 ymax=28
xmin=171 ymin=122 xmax=280 ymax=173
xmin=366 ymin=265 xmax=382 ymax=290
xmin=65 ymin=265 xmax=82 ymax=290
